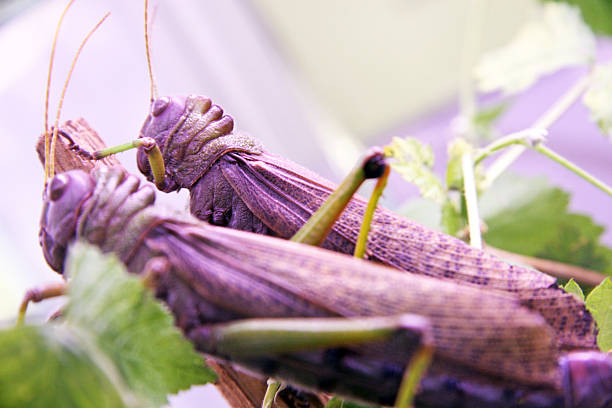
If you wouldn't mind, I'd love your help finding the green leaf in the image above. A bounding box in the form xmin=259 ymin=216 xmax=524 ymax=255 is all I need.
xmin=583 ymin=63 xmax=612 ymax=140
xmin=585 ymin=278 xmax=612 ymax=350
xmin=474 ymin=2 xmax=596 ymax=95
xmin=563 ymin=278 xmax=585 ymax=301
xmin=441 ymin=197 xmax=466 ymax=237
xmin=397 ymin=198 xmax=443 ymax=231
xmin=542 ymin=0 xmax=612 ymax=36
xmin=481 ymin=174 xmax=612 ymax=276
xmin=0 ymin=325 xmax=126 ymax=408
xmin=65 ymin=242 xmax=216 ymax=407
xmin=385 ymin=137 xmax=445 ymax=203
xmin=473 ymin=103 xmax=508 ymax=128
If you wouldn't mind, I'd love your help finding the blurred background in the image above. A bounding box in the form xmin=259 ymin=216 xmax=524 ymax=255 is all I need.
xmin=0 ymin=0 xmax=611 ymax=406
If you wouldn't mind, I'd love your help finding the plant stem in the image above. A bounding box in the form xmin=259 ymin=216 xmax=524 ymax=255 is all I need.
xmin=262 ymin=380 xmax=281 ymax=408
xmin=474 ymin=128 xmax=547 ymax=165
xmin=478 ymin=134 xmax=612 ymax=198
xmin=461 ymin=153 xmax=482 ymax=249
xmin=483 ymin=74 xmax=591 ymax=186
xmin=484 ymin=245 xmax=605 ymax=286
xmin=458 ymin=0 xmax=486 ymax=127
xmin=533 ymin=144 xmax=612 ymax=197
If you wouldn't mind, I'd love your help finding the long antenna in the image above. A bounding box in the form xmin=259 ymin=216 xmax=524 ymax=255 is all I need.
xmin=144 ymin=0 xmax=158 ymax=102
xmin=49 ymin=12 xmax=111 ymax=179
xmin=44 ymin=0 xmax=75 ymax=184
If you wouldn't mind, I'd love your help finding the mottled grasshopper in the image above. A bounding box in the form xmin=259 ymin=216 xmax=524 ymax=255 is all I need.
xmin=34 ymin=2 xmax=611 ymax=407
xmin=37 ymin=159 xmax=612 ymax=408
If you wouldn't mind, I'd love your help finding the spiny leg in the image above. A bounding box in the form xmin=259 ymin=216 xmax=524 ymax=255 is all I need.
xmin=354 ymin=163 xmax=390 ymax=259
xmin=190 ymin=314 xmax=431 ymax=407
xmin=290 ymin=148 xmax=387 ymax=247
xmin=268 ymin=149 xmax=388 ymax=405
xmin=394 ymin=345 xmax=433 ymax=408
xmin=194 ymin=314 xmax=428 ymax=357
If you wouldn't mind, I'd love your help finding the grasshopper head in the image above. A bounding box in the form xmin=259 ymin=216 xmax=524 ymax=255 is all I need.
xmin=39 ymin=170 xmax=95 ymax=273
xmin=561 ymin=351 xmax=612 ymax=408
xmin=137 ymin=94 xmax=235 ymax=192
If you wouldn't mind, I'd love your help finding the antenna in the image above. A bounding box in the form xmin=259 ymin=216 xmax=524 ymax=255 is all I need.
xmin=145 ymin=0 xmax=159 ymax=102
xmin=48 ymin=12 xmax=111 ymax=179
xmin=44 ymin=0 xmax=75 ymax=184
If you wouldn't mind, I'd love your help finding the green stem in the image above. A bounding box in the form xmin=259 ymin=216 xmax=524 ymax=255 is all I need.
xmin=393 ymin=346 xmax=434 ymax=408
xmin=325 ymin=397 xmax=344 ymax=408
xmin=474 ymin=128 xmax=546 ymax=165
xmin=262 ymin=380 xmax=281 ymax=408
xmin=461 ymin=153 xmax=482 ymax=249
xmin=533 ymin=144 xmax=612 ymax=197
xmin=483 ymin=74 xmax=591 ymax=186
xmin=458 ymin=0 xmax=486 ymax=128
xmin=354 ymin=165 xmax=390 ymax=258
xmin=478 ymin=135 xmax=612 ymax=198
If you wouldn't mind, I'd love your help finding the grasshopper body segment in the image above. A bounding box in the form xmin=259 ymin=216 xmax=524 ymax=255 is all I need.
xmin=38 ymin=166 xmax=611 ymax=407
xmin=137 ymin=95 xmax=597 ymax=351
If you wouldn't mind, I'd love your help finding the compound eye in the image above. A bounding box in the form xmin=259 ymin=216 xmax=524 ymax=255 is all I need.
xmin=151 ymin=97 xmax=170 ymax=117
xmin=49 ymin=174 xmax=68 ymax=201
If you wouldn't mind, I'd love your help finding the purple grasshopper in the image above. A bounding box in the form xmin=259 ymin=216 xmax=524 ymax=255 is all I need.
xmin=130 ymin=94 xmax=596 ymax=351
xmin=39 ymin=165 xmax=612 ymax=408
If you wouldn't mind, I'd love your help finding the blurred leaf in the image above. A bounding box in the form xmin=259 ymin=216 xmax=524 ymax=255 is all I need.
xmin=474 ymin=3 xmax=596 ymax=95
xmin=542 ymin=0 xmax=612 ymax=36
xmin=441 ymin=197 xmax=465 ymax=237
xmin=585 ymin=278 xmax=612 ymax=350
xmin=583 ymin=63 xmax=612 ymax=140
xmin=482 ymin=175 xmax=612 ymax=275
xmin=473 ymin=103 xmax=508 ymax=128
xmin=65 ymin=242 xmax=215 ymax=407
xmin=397 ymin=198 xmax=443 ymax=231
xmin=471 ymin=103 xmax=508 ymax=140
xmin=385 ymin=137 xmax=445 ymax=203
xmin=0 ymin=325 xmax=126 ymax=408
xmin=563 ymin=278 xmax=585 ymax=301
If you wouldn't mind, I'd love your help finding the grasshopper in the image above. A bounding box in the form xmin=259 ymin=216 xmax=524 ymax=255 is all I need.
xmin=41 ymin=2 xmax=610 ymax=407
xmin=64 ymin=0 xmax=598 ymax=354
xmin=36 ymin=162 xmax=612 ymax=408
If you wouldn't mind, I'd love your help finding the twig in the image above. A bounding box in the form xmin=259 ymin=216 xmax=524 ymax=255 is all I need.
xmin=485 ymin=245 xmax=606 ymax=287
xmin=462 ymin=152 xmax=482 ymax=249
xmin=533 ymin=143 xmax=612 ymax=198
xmin=483 ymin=74 xmax=592 ymax=186
xmin=475 ymin=133 xmax=612 ymax=198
